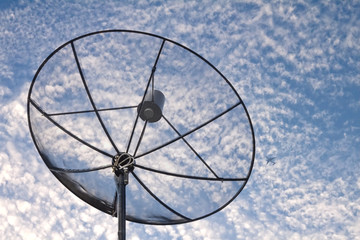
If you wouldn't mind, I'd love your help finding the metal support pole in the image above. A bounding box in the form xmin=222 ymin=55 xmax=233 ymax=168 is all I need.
xmin=115 ymin=169 xmax=128 ymax=240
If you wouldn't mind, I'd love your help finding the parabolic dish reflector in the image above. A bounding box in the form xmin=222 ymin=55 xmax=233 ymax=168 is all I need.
xmin=27 ymin=30 xmax=255 ymax=225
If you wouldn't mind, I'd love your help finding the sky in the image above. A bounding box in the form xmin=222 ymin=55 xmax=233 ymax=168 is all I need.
xmin=0 ymin=0 xmax=359 ymax=239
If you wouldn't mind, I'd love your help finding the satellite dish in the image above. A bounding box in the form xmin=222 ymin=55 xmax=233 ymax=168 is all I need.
xmin=27 ymin=30 xmax=255 ymax=239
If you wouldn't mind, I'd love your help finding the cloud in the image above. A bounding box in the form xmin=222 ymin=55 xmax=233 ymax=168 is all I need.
xmin=1 ymin=0 xmax=360 ymax=239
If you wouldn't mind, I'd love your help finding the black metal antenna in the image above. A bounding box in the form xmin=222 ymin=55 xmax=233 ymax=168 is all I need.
xmin=27 ymin=30 xmax=255 ymax=240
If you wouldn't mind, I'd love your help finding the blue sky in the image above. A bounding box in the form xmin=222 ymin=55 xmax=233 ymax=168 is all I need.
xmin=1 ymin=0 xmax=359 ymax=239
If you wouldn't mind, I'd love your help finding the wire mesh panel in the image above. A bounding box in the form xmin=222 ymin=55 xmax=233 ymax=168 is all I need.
xmin=28 ymin=30 xmax=255 ymax=225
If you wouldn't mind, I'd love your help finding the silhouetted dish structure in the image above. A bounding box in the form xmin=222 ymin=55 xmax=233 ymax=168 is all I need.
xmin=27 ymin=30 xmax=255 ymax=226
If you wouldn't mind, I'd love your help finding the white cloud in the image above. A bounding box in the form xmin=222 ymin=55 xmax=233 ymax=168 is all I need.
xmin=0 ymin=0 xmax=359 ymax=239
xmin=0 ymin=85 xmax=12 ymax=99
